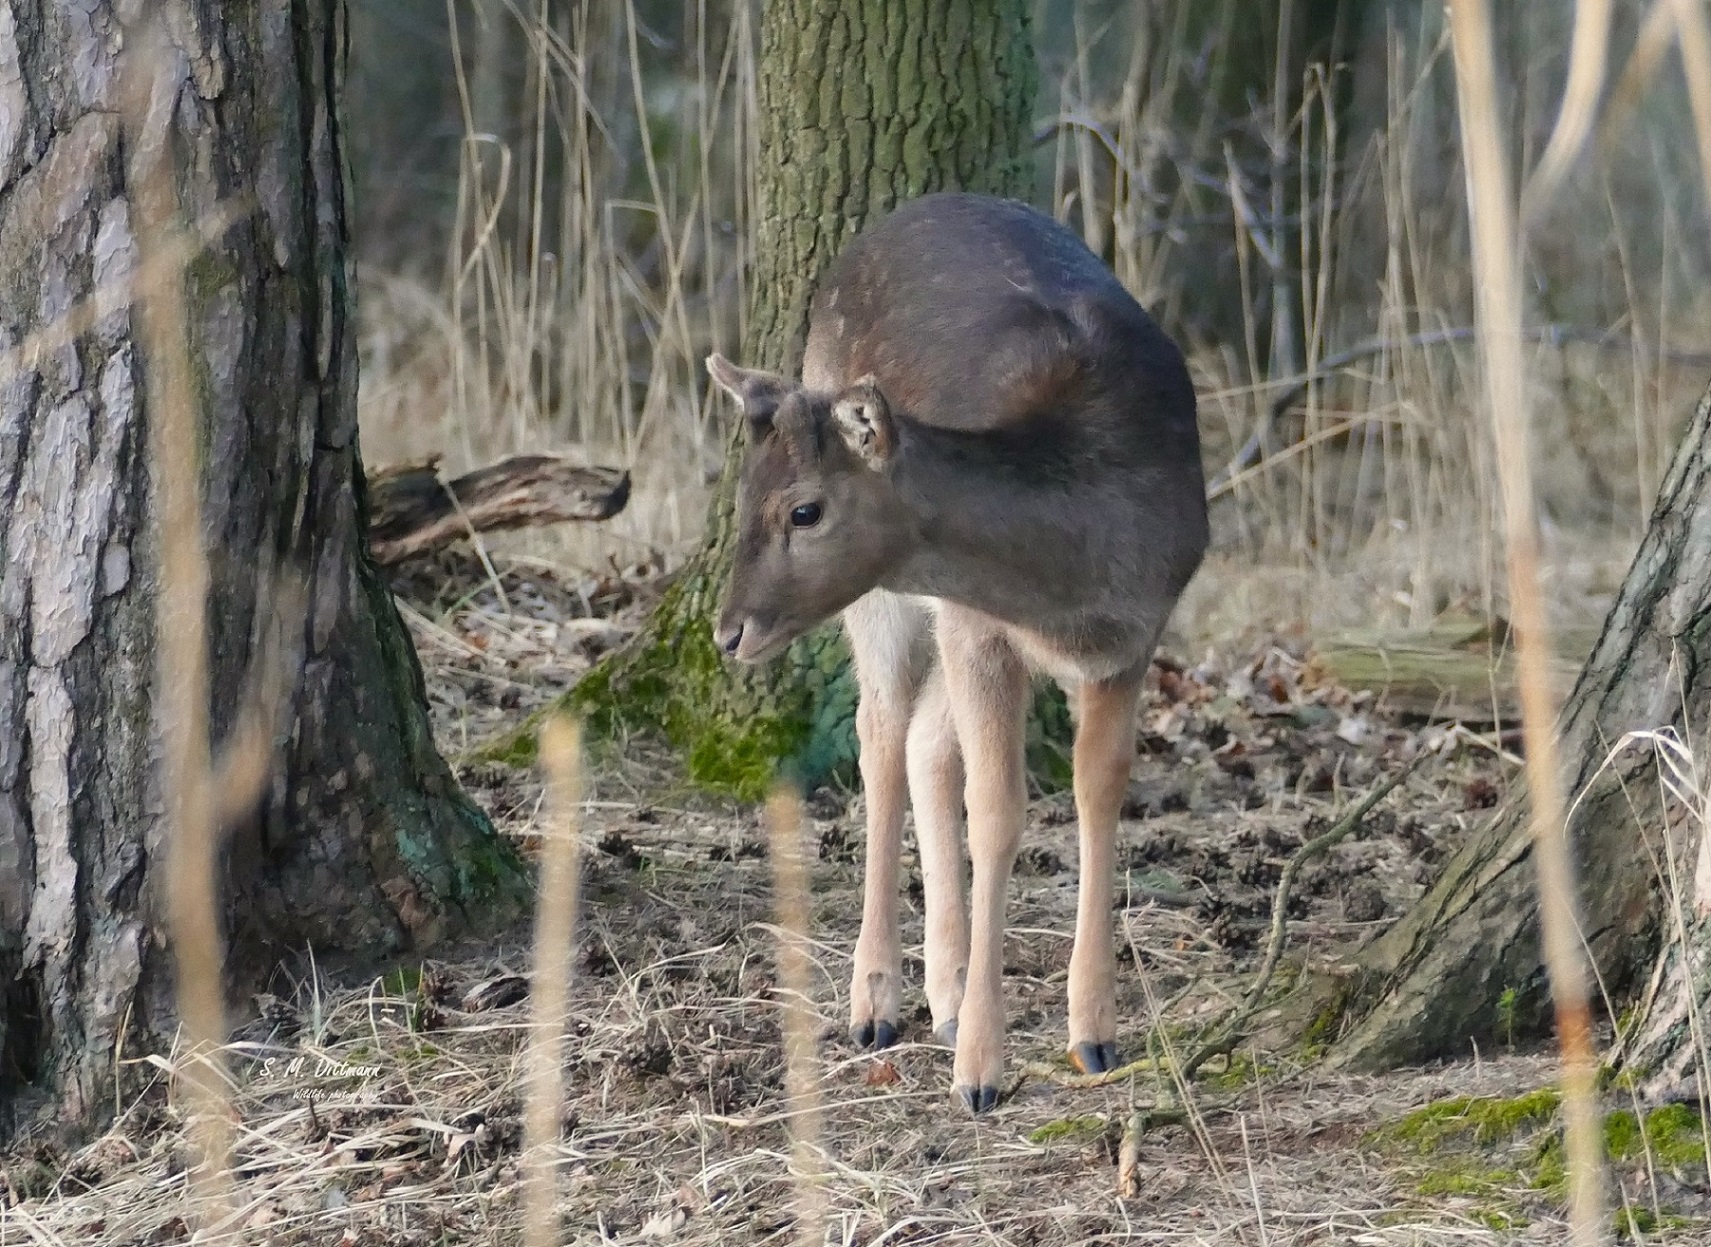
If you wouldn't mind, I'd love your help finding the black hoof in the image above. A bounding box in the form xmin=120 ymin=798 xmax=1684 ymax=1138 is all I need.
xmin=934 ymin=1020 xmax=958 ymax=1048
xmin=851 ymin=1019 xmax=900 ymax=1051
xmin=957 ymin=1083 xmax=1001 ymax=1115
xmin=1070 ymin=1041 xmax=1120 ymax=1075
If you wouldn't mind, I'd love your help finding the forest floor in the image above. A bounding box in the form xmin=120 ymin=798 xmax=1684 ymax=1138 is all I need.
xmin=5 ymin=548 xmax=1708 ymax=1246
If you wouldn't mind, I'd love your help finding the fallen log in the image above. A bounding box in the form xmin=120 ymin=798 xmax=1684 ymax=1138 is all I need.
xmin=1310 ymin=612 xmax=1592 ymax=723
xmin=365 ymin=454 xmax=631 ymax=565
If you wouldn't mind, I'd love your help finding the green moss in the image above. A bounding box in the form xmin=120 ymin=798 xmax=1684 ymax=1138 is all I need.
xmin=1529 ymin=1104 xmax=1706 ymax=1201
xmin=445 ymin=809 xmax=528 ymax=903
xmin=1614 ymin=1005 xmax=1642 ymax=1045
xmin=1531 ymin=1134 xmax=1567 ymax=1198
xmin=1205 ymin=1051 xmax=1275 ymax=1090
xmin=1374 ymin=1099 xmax=1708 ymax=1240
xmin=1401 ymin=1157 xmax=1528 ymax=1229
xmin=1375 ymin=1097 xmax=1552 ymax=1231
xmin=185 ymin=249 xmax=242 ymax=306
xmin=1616 ymin=1207 xmax=1654 ymax=1238
xmin=1414 ymin=1164 xmax=1519 ymax=1197
xmin=382 ymin=965 xmax=422 ymax=998
xmin=1025 ymin=682 xmax=1074 ymax=793
xmin=1604 ymin=1103 xmax=1707 ymax=1169
xmin=1615 ymin=1208 xmax=1696 ymax=1238
xmin=1475 ymin=1209 xmax=1527 ymax=1232
xmin=470 ymin=715 xmax=544 ymax=769
xmin=1028 ymin=1114 xmax=1108 ymax=1145
xmin=1374 ymin=1088 xmax=1562 ymax=1154
xmin=1605 ymin=1111 xmax=1644 ymax=1161
xmin=1298 ymin=981 xmax=1354 ymax=1060
xmin=540 ymin=571 xmax=853 ymax=801
xmin=685 ymin=711 xmax=811 ymax=798
xmin=493 ymin=573 xmax=1083 ymax=802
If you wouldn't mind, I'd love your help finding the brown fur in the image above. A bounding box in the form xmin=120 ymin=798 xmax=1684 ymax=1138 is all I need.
xmin=709 ymin=193 xmax=1208 ymax=1112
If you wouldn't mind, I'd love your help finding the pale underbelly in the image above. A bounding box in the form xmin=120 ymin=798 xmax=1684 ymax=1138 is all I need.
xmin=913 ymin=594 xmax=1155 ymax=685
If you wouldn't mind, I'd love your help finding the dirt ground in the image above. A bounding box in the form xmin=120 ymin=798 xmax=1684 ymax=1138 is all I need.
xmin=4 ymin=551 xmax=1704 ymax=1246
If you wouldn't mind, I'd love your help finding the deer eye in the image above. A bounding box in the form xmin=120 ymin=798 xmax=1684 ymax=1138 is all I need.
xmin=789 ymin=502 xmax=823 ymax=528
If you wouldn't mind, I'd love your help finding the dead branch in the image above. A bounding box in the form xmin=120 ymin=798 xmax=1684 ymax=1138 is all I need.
xmin=365 ymin=454 xmax=631 ymax=565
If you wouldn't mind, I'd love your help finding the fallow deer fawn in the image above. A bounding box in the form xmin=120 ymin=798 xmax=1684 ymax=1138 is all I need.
xmin=709 ymin=192 xmax=1207 ymax=1114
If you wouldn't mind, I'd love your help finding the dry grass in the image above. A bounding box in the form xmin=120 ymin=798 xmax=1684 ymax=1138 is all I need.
xmin=6 ymin=652 xmax=1588 ymax=1244
xmin=352 ymin=2 xmax=1710 ymax=654
xmin=326 ymin=7 xmax=1711 ymax=1239
xmin=358 ymin=0 xmax=755 ymax=575
xmin=14 ymin=2 xmax=1711 ymax=1244
xmin=16 ymin=611 xmax=1711 ymax=1239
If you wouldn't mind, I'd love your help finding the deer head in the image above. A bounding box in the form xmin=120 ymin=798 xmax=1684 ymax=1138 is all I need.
xmin=706 ymin=353 xmax=913 ymax=662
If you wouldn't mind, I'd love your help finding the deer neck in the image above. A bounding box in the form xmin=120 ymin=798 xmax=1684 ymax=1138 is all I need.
xmin=883 ymin=416 xmax=1087 ymax=615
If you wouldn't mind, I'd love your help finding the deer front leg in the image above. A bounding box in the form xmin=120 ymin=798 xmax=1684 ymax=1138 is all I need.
xmin=906 ymin=665 xmax=967 ymax=1042
xmin=843 ymin=592 xmax=927 ymax=1050
xmin=1066 ymin=669 xmax=1144 ymax=1074
xmin=939 ymin=616 xmax=1028 ymax=1114
xmin=849 ymin=690 xmax=907 ymax=1049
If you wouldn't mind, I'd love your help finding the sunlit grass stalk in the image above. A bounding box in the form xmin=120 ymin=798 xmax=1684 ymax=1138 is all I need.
xmin=1668 ymin=0 xmax=1711 ymax=211
xmin=767 ymin=785 xmax=826 ymax=1247
xmin=521 ymin=715 xmax=584 ymax=1247
xmin=127 ymin=29 xmax=233 ymax=1225
xmin=1447 ymin=1 xmax=1606 ymax=1242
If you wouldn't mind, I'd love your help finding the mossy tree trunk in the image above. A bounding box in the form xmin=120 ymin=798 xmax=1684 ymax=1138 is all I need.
xmin=572 ymin=0 xmax=1038 ymax=798
xmin=0 ymin=0 xmax=526 ymax=1145
xmin=1334 ymin=379 xmax=1711 ymax=1072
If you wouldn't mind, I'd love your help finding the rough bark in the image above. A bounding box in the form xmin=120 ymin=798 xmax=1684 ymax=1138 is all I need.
xmin=567 ymin=0 xmax=1039 ymax=798
xmin=1335 ymin=379 xmax=1711 ymax=1069
xmin=0 ymin=0 xmax=526 ymax=1144
xmin=1623 ymin=804 xmax=1711 ymax=1104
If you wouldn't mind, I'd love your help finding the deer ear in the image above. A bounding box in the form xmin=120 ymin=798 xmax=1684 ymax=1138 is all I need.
xmin=831 ymin=376 xmax=895 ymax=469
xmin=707 ymin=353 xmax=790 ymax=428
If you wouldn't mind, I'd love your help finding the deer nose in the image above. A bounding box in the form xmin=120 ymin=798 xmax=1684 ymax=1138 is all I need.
xmin=715 ymin=619 xmax=745 ymax=656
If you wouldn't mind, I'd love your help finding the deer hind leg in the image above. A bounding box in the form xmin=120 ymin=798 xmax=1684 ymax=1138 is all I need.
xmin=842 ymin=591 xmax=930 ymax=1050
xmin=906 ymin=663 xmax=967 ymax=1043
xmin=937 ymin=609 xmax=1029 ymax=1114
xmin=1066 ymin=666 xmax=1146 ymax=1074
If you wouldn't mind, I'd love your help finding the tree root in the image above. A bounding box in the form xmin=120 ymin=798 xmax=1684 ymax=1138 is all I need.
xmin=1012 ymin=1055 xmax=1172 ymax=1092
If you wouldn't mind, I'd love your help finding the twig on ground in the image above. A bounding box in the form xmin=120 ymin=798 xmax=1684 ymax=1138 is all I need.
xmin=1015 ymin=1054 xmax=1170 ymax=1091
xmin=1116 ymin=1105 xmax=1147 ymax=1197
xmin=1116 ymin=1102 xmax=1197 ymax=1198
xmin=1009 ymin=977 xmax=1203 ymax=1093
xmin=1178 ymin=753 xmax=1426 ymax=1080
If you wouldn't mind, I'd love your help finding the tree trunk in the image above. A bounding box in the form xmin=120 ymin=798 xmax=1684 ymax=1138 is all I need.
xmin=0 ymin=0 xmax=526 ymax=1144
xmin=568 ymin=0 xmax=1039 ymax=798
xmin=1623 ymin=799 xmax=1711 ymax=1104
xmin=1334 ymin=379 xmax=1711 ymax=1069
